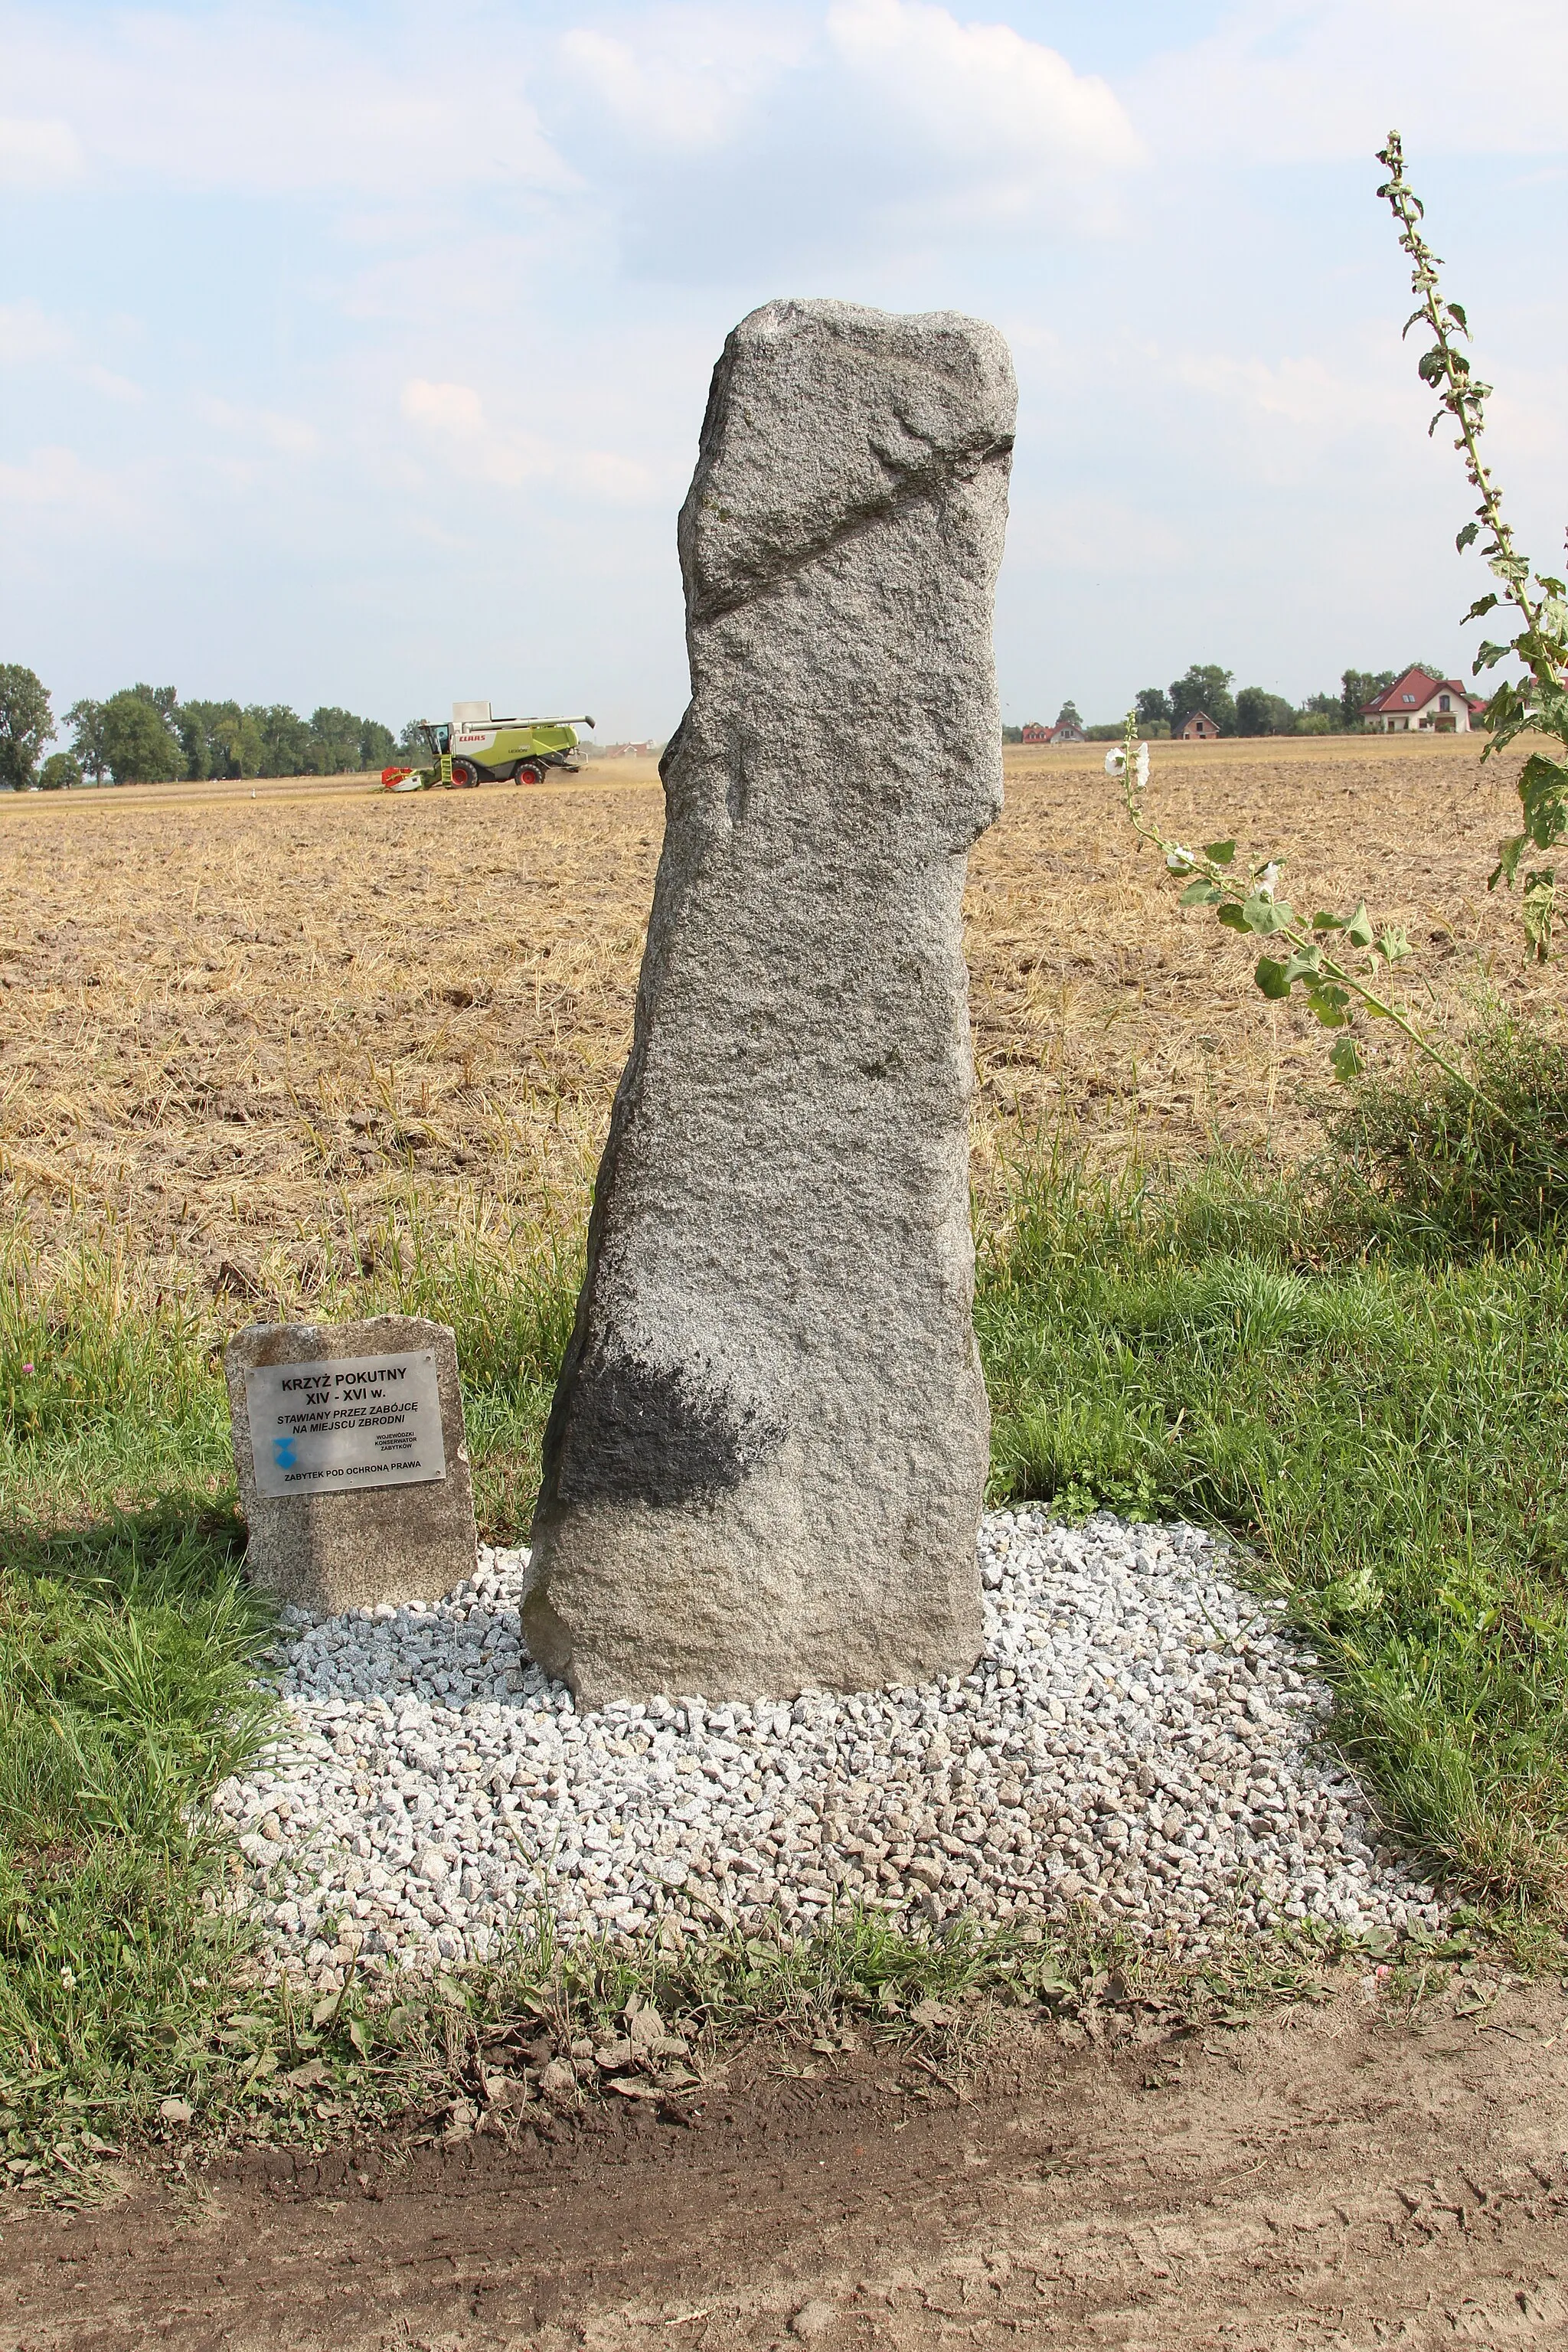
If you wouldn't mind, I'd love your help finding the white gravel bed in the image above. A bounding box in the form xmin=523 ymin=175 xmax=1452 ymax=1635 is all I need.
xmin=213 ymin=1511 xmax=1441 ymax=1984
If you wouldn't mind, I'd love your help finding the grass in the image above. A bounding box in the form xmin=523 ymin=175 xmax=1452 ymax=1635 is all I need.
xmin=982 ymin=1125 xmax=1568 ymax=1916
xmin=4 ymin=1027 xmax=1568 ymax=2170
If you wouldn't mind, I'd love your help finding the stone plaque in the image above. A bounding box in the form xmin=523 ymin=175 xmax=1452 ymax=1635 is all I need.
xmin=244 ymin=1350 xmax=446 ymax=1498
xmin=226 ymin=1315 xmax=476 ymax=1615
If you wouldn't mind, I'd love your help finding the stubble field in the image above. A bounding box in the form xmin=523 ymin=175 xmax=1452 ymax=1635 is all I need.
xmin=0 ymin=733 xmax=1561 ymax=1301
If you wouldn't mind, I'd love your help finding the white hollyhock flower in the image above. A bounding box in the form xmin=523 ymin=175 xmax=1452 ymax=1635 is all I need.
xmin=1105 ymin=748 xmax=1125 ymax=776
xmin=1166 ymin=842 xmax=1195 ymax=873
xmin=1134 ymin=742 xmax=1151 ymax=789
xmin=1256 ymin=861 xmax=1281 ymax=902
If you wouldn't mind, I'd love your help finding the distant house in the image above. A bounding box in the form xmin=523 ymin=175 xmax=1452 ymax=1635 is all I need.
xmin=1178 ymin=711 xmax=1220 ymax=740
xmin=1019 ymin=717 xmax=1086 ymax=745
xmin=1361 ymin=667 xmax=1477 ymax=732
xmin=1021 ymin=722 xmax=1048 ymax=743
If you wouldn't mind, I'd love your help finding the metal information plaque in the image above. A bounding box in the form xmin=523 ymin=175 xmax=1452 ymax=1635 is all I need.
xmin=245 ymin=1351 xmax=447 ymax=1499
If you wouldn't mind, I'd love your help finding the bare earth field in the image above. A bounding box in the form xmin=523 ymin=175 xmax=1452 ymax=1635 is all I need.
xmin=5 ymin=1983 xmax=1568 ymax=2351
xmin=2 ymin=734 xmax=1563 ymax=1296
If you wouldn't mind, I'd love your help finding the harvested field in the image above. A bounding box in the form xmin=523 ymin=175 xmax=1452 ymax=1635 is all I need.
xmin=1 ymin=736 xmax=1561 ymax=1298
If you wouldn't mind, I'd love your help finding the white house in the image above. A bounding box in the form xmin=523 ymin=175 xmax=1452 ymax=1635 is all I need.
xmin=1361 ymin=667 xmax=1480 ymax=732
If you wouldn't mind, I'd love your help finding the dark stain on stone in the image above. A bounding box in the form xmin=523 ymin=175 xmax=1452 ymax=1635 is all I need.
xmin=550 ymin=1346 xmax=779 ymax=1509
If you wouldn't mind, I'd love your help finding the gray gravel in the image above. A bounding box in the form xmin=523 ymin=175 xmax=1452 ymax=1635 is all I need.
xmin=213 ymin=1511 xmax=1441 ymax=1984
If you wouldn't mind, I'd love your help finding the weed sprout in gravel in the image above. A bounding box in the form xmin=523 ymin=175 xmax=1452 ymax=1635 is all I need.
xmin=215 ymin=1511 xmax=1439 ymax=1987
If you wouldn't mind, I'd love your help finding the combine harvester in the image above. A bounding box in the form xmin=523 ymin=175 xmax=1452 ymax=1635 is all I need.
xmin=381 ymin=701 xmax=595 ymax=792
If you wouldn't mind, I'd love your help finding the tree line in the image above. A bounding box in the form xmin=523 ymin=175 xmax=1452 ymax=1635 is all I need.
xmin=0 ymin=664 xmax=398 ymax=789
xmin=1006 ymin=662 xmax=1452 ymax=743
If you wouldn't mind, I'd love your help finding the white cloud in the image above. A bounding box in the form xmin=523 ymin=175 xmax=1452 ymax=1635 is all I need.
xmin=560 ymin=9 xmax=810 ymax=149
xmin=400 ymin=377 xmax=659 ymax=504
xmin=198 ymin=397 xmax=320 ymax=458
xmin=0 ymin=8 xmax=575 ymax=195
xmin=0 ymin=114 xmax=82 ymax=185
xmin=79 ymin=363 xmax=143 ymax=404
xmin=1171 ymin=350 xmax=1406 ymax=436
xmin=1133 ymin=0 xmax=1568 ymax=162
xmin=0 ymin=302 xmax=73 ymax=365
xmin=826 ymin=0 xmax=1142 ymax=199
xmin=0 ymin=303 xmax=143 ymax=400
xmin=555 ymin=0 xmax=1142 ymax=263
xmin=0 ymin=444 xmax=140 ymax=526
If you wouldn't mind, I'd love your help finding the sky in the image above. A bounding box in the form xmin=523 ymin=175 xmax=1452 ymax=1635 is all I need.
xmin=3 ymin=0 xmax=1567 ymax=740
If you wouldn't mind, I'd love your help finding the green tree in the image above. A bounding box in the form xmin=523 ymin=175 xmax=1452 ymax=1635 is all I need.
xmin=1301 ymin=691 xmax=1341 ymax=724
xmin=1135 ymin=685 xmax=1171 ymax=730
xmin=189 ymin=701 xmax=266 ymax=778
xmin=102 ymin=688 xmax=184 ymax=783
xmin=38 ymin=750 xmax=82 ymax=790
xmin=1054 ymin=699 xmax=1082 ymax=730
xmin=0 ymin=663 xmax=55 ymax=789
xmin=67 ymin=698 xmax=109 ymax=782
xmin=174 ymin=702 xmax=217 ymax=780
xmin=1168 ymin=664 xmax=1236 ymax=735
xmin=1341 ymin=668 xmax=1396 ymax=727
xmin=359 ymin=718 xmax=395 ymax=768
xmin=1234 ymin=686 xmax=1298 ymax=737
xmin=250 ymin=704 xmax=313 ymax=776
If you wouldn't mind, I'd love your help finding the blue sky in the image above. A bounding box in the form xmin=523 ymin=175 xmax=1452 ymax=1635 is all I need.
xmin=3 ymin=0 xmax=1566 ymax=739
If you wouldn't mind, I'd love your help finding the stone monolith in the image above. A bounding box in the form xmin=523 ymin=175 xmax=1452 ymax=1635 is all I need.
xmin=525 ymin=297 xmax=1016 ymax=1703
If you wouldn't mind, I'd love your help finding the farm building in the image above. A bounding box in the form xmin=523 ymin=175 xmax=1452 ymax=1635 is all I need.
xmin=1360 ymin=668 xmax=1480 ymax=732
xmin=1178 ymin=711 xmax=1221 ymax=740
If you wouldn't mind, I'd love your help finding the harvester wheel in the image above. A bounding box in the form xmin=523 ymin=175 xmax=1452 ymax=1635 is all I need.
xmin=449 ymin=758 xmax=481 ymax=789
xmin=514 ymin=760 xmax=546 ymax=787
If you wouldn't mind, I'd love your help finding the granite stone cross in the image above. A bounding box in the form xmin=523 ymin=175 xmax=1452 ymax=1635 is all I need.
xmin=525 ymin=297 xmax=1016 ymax=1703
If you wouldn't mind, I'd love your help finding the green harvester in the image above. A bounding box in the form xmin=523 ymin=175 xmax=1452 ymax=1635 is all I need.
xmin=382 ymin=701 xmax=596 ymax=792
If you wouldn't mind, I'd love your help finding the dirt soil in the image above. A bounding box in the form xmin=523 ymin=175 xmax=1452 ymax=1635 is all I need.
xmin=5 ymin=1981 xmax=1568 ymax=2350
xmin=3 ymin=737 xmax=1564 ymax=1298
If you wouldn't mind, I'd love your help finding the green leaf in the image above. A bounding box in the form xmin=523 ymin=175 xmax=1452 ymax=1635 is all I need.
xmin=347 ymin=2014 xmax=371 ymax=2058
xmin=1201 ymin=839 xmax=1236 ymax=865
xmin=1243 ymin=897 xmax=1293 ymax=935
xmin=1178 ymin=878 xmax=1223 ymax=906
xmin=1216 ymin=902 xmax=1247 ymax=933
xmin=1456 ymin=521 xmax=1480 ymax=552
xmin=1281 ymin=949 xmax=1322 ymax=985
xmin=1473 ymin=641 xmax=1511 ymax=673
xmin=1517 ymin=753 xmax=1568 ymax=851
xmin=1417 ymin=346 xmax=1446 ymax=385
xmin=1344 ymin=901 xmax=1376 ymax=949
xmin=1490 ymin=835 xmax=1527 ymax=891
xmin=1448 ymin=300 xmax=1468 ymax=332
xmin=1304 ymin=982 xmax=1351 ymax=1028
xmin=1254 ymin=956 xmax=1291 ymax=1001
xmin=1464 ymin=593 xmax=1500 ymax=622
xmin=1311 ymin=910 xmax=1347 ymax=932
xmin=1377 ymin=925 xmax=1413 ymax=964
xmin=1523 ymin=868 xmax=1556 ymax=962
xmin=1328 ymin=1037 xmax=1365 ymax=1083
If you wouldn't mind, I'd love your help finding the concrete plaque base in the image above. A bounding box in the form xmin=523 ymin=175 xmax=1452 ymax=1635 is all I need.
xmin=225 ymin=1315 xmax=477 ymax=1614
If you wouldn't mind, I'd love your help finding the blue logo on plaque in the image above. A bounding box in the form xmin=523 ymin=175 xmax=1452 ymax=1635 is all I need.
xmin=273 ymin=1435 xmax=298 ymax=1470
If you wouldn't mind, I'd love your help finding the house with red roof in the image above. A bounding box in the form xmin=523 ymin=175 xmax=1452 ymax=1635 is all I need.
xmin=1021 ymin=719 xmax=1086 ymax=745
xmin=1361 ymin=667 xmax=1481 ymax=733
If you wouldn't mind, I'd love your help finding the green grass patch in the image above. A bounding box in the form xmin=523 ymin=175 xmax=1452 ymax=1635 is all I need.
xmin=5 ymin=1027 xmax=1568 ymax=2166
xmin=980 ymin=1146 xmax=1568 ymax=1915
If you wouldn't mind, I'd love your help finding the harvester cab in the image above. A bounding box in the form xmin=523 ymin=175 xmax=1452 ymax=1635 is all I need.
xmin=381 ymin=702 xmax=596 ymax=792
